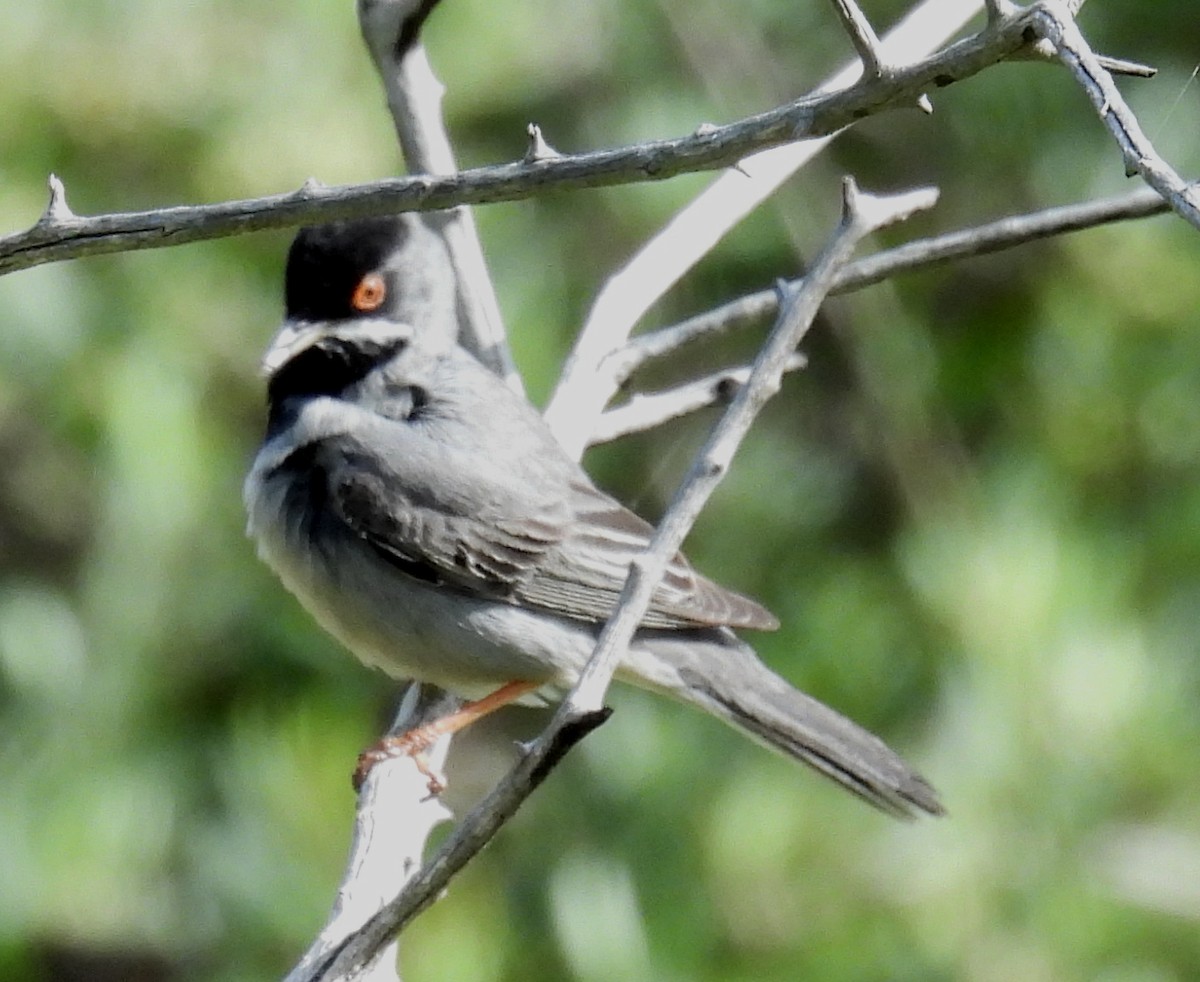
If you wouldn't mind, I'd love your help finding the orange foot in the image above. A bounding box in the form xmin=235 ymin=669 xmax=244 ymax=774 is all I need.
xmin=353 ymin=679 xmax=541 ymax=794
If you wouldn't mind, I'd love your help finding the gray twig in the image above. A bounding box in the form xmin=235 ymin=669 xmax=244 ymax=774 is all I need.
xmin=588 ymin=354 xmax=808 ymax=447
xmin=540 ymin=0 xmax=982 ymax=459
xmin=286 ymin=686 xmax=457 ymax=982
xmin=357 ymin=0 xmax=519 ymax=387
xmin=293 ymin=6 xmax=517 ymax=979
xmin=2 ymin=8 xmax=1039 ymax=276
xmin=1028 ymin=0 xmax=1200 ymax=231
xmin=829 ymin=0 xmax=887 ymax=78
xmin=292 ymin=708 xmax=610 ymax=982
xmin=605 ymin=186 xmax=1168 ymax=385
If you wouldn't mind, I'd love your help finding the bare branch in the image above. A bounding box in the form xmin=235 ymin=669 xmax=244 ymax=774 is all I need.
xmin=357 ymin=0 xmax=519 ymax=387
xmin=983 ymin=0 xmax=1018 ymax=24
xmin=608 ymin=186 xmax=1168 ymax=384
xmin=294 ymin=9 xmax=520 ymax=978
xmin=588 ymin=354 xmax=808 ymax=447
xmin=286 ymin=686 xmax=457 ymax=982
xmin=1030 ymin=1 xmax=1200 ymax=229
xmin=829 ymin=0 xmax=887 ymax=79
xmin=294 ymin=707 xmax=610 ymax=981
xmin=3 ymin=2 xmax=1036 ymax=277
xmin=568 ymin=182 xmax=937 ymax=715
xmin=542 ymin=0 xmax=982 ymax=458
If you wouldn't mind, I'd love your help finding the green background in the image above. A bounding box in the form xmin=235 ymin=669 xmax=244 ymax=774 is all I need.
xmin=3 ymin=1 xmax=1200 ymax=979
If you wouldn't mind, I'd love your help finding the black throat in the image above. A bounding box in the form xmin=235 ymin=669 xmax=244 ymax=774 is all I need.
xmin=265 ymin=335 xmax=408 ymax=438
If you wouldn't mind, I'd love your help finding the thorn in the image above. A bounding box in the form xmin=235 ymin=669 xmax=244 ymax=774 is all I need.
xmin=693 ymin=122 xmax=718 ymax=137
xmin=732 ymin=161 xmax=752 ymax=179
xmin=1095 ymin=54 xmax=1157 ymax=79
xmin=298 ymin=176 xmax=326 ymax=196
xmin=40 ymin=174 xmax=76 ymax=224
xmin=840 ymin=175 xmax=862 ymax=220
xmin=524 ymin=123 xmax=561 ymax=164
xmin=983 ymin=0 xmax=1018 ymax=25
xmin=410 ymin=174 xmax=436 ymax=199
xmin=916 ymin=93 xmax=934 ymax=115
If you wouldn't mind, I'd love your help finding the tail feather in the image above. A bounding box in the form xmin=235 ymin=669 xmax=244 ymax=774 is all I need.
xmin=632 ymin=632 xmax=943 ymax=819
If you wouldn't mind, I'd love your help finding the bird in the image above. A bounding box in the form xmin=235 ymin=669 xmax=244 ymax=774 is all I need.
xmin=243 ymin=217 xmax=943 ymax=818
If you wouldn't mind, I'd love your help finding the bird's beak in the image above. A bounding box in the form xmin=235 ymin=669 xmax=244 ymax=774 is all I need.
xmin=260 ymin=320 xmax=326 ymax=376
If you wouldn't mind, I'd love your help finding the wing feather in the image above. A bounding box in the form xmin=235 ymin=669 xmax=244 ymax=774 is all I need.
xmin=518 ymin=480 xmax=778 ymax=630
xmin=326 ymin=439 xmax=777 ymax=631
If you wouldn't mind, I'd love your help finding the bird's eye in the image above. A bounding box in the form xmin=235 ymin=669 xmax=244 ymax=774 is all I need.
xmin=350 ymin=272 xmax=388 ymax=313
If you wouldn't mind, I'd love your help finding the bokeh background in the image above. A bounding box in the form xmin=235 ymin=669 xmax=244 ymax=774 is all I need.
xmin=3 ymin=1 xmax=1200 ymax=980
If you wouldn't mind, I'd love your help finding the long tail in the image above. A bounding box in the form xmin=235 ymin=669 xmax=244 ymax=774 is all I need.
xmin=629 ymin=631 xmax=943 ymax=819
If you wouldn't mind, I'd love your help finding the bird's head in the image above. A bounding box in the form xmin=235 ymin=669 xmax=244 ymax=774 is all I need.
xmin=262 ymin=218 xmax=421 ymax=402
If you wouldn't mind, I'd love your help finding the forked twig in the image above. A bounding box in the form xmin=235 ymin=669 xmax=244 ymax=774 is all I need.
xmin=542 ymin=0 xmax=982 ymax=457
xmin=357 ymin=0 xmax=520 ymax=386
xmin=1028 ymin=0 xmax=1200 ymax=231
xmin=599 ymin=185 xmax=1167 ymax=394
xmin=4 ymin=0 xmax=1030 ymax=277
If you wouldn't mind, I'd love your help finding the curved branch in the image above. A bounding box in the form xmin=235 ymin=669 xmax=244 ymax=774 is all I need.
xmin=357 ymin=0 xmax=518 ymax=384
xmin=588 ymin=354 xmax=808 ymax=446
xmin=1029 ymin=0 xmax=1200 ymax=231
xmin=605 ymin=185 xmax=1168 ymax=385
xmin=285 ymin=685 xmax=457 ymax=982
xmin=541 ymin=0 xmax=983 ymax=456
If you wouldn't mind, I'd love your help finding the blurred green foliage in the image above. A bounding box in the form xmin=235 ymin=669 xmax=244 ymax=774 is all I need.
xmin=3 ymin=1 xmax=1200 ymax=980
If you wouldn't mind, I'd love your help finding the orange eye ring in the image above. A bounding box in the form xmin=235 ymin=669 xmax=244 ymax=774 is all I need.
xmin=351 ymin=272 xmax=388 ymax=313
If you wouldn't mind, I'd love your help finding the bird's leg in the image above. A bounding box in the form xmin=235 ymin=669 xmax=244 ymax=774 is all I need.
xmin=354 ymin=679 xmax=541 ymax=794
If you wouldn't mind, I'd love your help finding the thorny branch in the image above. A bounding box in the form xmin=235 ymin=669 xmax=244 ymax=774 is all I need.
xmin=595 ymin=185 xmax=1169 ymax=403
xmin=288 ymin=3 xmax=504 ymax=980
xmin=1 ymin=3 xmax=1084 ymax=276
xmin=357 ymin=0 xmax=519 ymax=385
xmin=590 ymin=353 xmax=809 ymax=447
xmin=540 ymin=0 xmax=972 ymax=457
xmin=286 ymin=686 xmax=457 ymax=982
xmin=1027 ymin=0 xmax=1200 ymax=232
